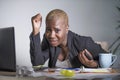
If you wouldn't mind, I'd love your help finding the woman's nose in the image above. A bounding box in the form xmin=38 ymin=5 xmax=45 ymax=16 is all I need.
xmin=50 ymin=31 xmax=56 ymax=38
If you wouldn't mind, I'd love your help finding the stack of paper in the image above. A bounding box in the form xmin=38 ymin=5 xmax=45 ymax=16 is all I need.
xmin=80 ymin=68 xmax=112 ymax=73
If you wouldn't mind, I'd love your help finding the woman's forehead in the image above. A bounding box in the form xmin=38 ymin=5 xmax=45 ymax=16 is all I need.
xmin=46 ymin=18 xmax=66 ymax=25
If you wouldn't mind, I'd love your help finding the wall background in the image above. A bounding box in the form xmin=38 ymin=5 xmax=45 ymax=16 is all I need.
xmin=0 ymin=0 xmax=120 ymax=67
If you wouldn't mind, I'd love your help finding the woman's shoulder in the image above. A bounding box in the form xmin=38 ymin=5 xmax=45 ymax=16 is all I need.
xmin=68 ymin=30 xmax=92 ymax=40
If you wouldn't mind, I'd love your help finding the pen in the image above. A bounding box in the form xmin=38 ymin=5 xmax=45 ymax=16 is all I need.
xmin=63 ymin=68 xmax=80 ymax=71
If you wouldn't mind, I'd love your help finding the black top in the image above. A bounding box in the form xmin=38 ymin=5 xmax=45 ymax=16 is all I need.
xmin=30 ymin=30 xmax=106 ymax=68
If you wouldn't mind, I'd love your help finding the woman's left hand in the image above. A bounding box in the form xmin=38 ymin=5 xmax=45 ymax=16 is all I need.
xmin=78 ymin=49 xmax=98 ymax=68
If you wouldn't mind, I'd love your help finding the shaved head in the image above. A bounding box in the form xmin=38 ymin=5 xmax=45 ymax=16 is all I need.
xmin=46 ymin=9 xmax=68 ymax=26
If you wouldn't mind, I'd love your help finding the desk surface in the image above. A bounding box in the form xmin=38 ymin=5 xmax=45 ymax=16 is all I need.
xmin=0 ymin=69 xmax=120 ymax=80
xmin=0 ymin=71 xmax=16 ymax=76
xmin=0 ymin=75 xmax=120 ymax=80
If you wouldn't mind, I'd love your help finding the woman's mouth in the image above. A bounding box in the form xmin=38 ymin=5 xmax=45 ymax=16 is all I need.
xmin=49 ymin=39 xmax=58 ymax=46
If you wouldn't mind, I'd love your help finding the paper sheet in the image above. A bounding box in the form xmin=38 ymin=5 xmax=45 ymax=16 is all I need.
xmin=32 ymin=68 xmax=120 ymax=79
xmin=80 ymin=68 xmax=112 ymax=73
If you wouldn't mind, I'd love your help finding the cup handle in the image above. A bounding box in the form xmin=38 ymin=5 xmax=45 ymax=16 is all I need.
xmin=110 ymin=55 xmax=117 ymax=66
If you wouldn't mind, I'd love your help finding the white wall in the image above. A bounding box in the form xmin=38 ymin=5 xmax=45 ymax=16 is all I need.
xmin=0 ymin=0 xmax=119 ymax=66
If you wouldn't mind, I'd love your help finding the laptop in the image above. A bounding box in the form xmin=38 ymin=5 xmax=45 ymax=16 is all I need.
xmin=0 ymin=27 xmax=16 ymax=72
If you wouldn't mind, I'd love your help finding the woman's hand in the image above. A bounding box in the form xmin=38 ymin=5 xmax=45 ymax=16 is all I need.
xmin=78 ymin=49 xmax=98 ymax=68
xmin=31 ymin=13 xmax=42 ymax=35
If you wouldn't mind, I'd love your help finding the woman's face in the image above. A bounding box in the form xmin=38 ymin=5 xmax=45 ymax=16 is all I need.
xmin=45 ymin=18 xmax=68 ymax=47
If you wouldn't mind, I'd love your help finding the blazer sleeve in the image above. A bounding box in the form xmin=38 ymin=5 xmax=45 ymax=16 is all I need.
xmin=73 ymin=35 xmax=106 ymax=67
xmin=85 ymin=37 xmax=106 ymax=59
xmin=29 ymin=33 xmax=49 ymax=66
xmin=74 ymin=35 xmax=106 ymax=58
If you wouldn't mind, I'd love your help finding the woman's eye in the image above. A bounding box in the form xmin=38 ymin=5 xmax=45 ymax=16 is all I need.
xmin=55 ymin=29 xmax=60 ymax=33
xmin=46 ymin=29 xmax=51 ymax=32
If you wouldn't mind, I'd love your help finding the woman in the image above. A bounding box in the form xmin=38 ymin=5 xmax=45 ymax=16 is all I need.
xmin=30 ymin=9 xmax=106 ymax=68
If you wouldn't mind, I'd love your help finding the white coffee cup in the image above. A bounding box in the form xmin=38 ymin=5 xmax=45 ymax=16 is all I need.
xmin=99 ymin=53 xmax=117 ymax=68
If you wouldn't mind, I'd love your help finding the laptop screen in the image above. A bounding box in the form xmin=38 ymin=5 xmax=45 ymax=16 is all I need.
xmin=0 ymin=27 xmax=16 ymax=72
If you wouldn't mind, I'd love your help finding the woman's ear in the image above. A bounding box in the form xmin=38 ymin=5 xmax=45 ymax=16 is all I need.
xmin=66 ymin=25 xmax=69 ymax=34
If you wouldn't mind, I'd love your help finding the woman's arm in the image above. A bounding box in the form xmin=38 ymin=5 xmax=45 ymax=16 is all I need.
xmin=30 ymin=14 xmax=49 ymax=66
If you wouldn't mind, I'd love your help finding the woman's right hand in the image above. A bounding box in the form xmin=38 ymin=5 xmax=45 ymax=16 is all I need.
xmin=31 ymin=13 xmax=42 ymax=35
xmin=78 ymin=49 xmax=98 ymax=68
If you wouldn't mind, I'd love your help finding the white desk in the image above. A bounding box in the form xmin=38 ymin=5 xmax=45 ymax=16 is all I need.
xmin=0 ymin=69 xmax=120 ymax=80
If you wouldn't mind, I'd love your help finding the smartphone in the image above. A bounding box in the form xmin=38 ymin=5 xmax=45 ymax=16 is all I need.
xmin=84 ymin=52 xmax=93 ymax=60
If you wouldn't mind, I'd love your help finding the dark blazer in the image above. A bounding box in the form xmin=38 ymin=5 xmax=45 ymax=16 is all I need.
xmin=30 ymin=30 xmax=106 ymax=68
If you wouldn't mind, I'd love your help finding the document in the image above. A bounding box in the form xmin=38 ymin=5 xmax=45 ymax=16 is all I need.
xmin=80 ymin=68 xmax=112 ymax=73
xmin=32 ymin=67 xmax=120 ymax=79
